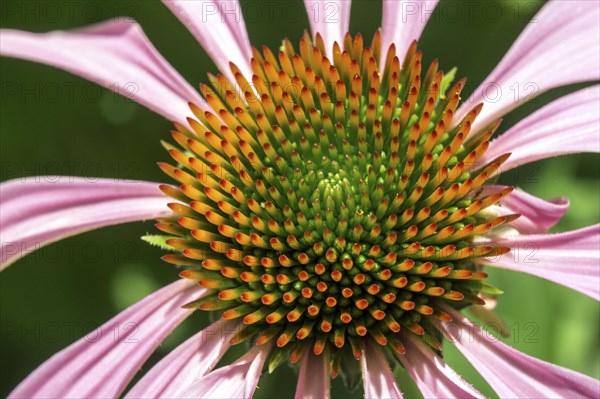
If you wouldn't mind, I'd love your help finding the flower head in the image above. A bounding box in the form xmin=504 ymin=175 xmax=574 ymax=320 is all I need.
xmin=161 ymin=31 xmax=514 ymax=361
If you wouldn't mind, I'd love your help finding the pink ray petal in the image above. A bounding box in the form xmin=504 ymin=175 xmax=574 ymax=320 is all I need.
xmin=480 ymin=185 xmax=569 ymax=234
xmin=125 ymin=319 xmax=240 ymax=398
xmin=382 ymin=0 xmax=439 ymax=61
xmin=0 ymin=20 xmax=203 ymax=125
xmin=399 ymin=332 xmax=484 ymax=398
xmin=303 ymin=0 xmax=352 ymax=55
xmin=213 ymin=1 xmax=252 ymax=53
xmin=176 ymin=343 xmax=272 ymax=398
xmin=9 ymin=279 xmax=204 ymax=399
xmin=437 ymin=304 xmax=600 ymax=398
xmin=480 ymin=85 xmax=600 ymax=171
xmin=162 ymin=0 xmax=253 ymax=80
xmin=0 ymin=177 xmax=171 ymax=270
xmin=361 ymin=340 xmax=403 ymax=398
xmin=294 ymin=348 xmax=330 ymax=399
xmin=455 ymin=0 xmax=600 ymax=133
xmin=485 ymin=224 xmax=600 ymax=301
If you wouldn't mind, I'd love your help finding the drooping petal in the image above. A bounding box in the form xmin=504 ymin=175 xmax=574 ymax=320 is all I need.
xmin=0 ymin=177 xmax=171 ymax=270
xmin=125 ymin=318 xmax=240 ymax=398
xmin=162 ymin=0 xmax=252 ymax=80
xmin=399 ymin=332 xmax=484 ymax=398
xmin=480 ymin=85 xmax=600 ymax=170
xmin=485 ymin=224 xmax=600 ymax=301
xmin=480 ymin=185 xmax=569 ymax=234
xmin=303 ymin=0 xmax=352 ymax=55
xmin=361 ymin=340 xmax=403 ymax=399
xmin=381 ymin=0 xmax=439 ymax=60
xmin=455 ymin=0 xmax=600 ymax=133
xmin=0 ymin=20 xmax=203 ymax=125
xmin=437 ymin=304 xmax=600 ymax=398
xmin=176 ymin=343 xmax=272 ymax=398
xmin=9 ymin=279 xmax=203 ymax=399
xmin=294 ymin=348 xmax=330 ymax=399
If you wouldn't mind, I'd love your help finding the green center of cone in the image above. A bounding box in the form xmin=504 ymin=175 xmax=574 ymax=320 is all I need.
xmin=153 ymin=31 xmax=514 ymax=370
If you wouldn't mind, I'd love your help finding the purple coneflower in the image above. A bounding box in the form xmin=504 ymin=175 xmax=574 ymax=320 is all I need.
xmin=1 ymin=0 xmax=599 ymax=397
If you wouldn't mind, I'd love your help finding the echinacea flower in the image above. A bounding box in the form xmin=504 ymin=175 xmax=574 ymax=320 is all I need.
xmin=1 ymin=0 xmax=599 ymax=397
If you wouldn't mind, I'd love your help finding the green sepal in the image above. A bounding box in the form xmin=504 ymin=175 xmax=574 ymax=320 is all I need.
xmin=422 ymin=317 xmax=445 ymax=357
xmin=481 ymin=282 xmax=504 ymax=295
xmin=160 ymin=140 xmax=178 ymax=152
xmin=329 ymin=348 xmax=342 ymax=377
xmin=141 ymin=234 xmax=178 ymax=250
xmin=267 ymin=345 xmax=294 ymax=374
xmin=338 ymin=347 xmax=362 ymax=392
xmin=382 ymin=344 xmax=400 ymax=367
xmin=439 ymin=67 xmax=457 ymax=98
xmin=160 ymin=140 xmax=192 ymax=168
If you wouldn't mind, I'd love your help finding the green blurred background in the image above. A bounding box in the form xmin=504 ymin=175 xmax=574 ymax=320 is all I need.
xmin=1 ymin=0 xmax=598 ymax=397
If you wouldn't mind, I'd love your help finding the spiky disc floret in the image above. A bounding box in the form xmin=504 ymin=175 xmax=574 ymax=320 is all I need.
xmin=155 ymin=31 xmax=513 ymax=363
